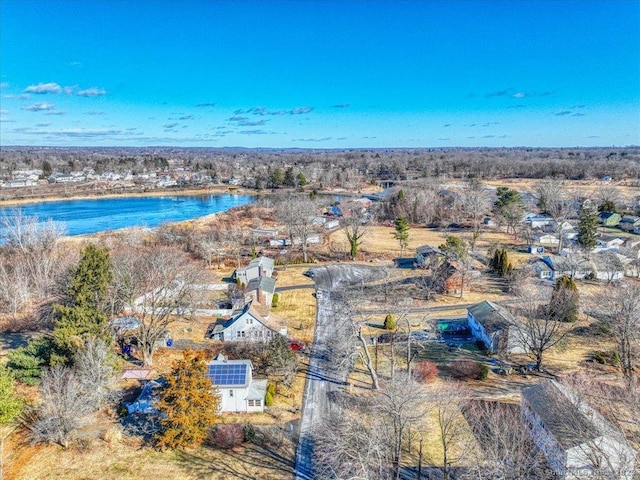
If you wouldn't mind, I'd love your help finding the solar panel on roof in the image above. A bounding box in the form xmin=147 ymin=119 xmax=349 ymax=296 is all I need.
xmin=207 ymin=363 xmax=248 ymax=386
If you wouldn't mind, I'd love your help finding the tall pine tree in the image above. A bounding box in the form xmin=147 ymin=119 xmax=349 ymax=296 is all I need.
xmin=577 ymin=201 xmax=598 ymax=250
xmin=53 ymin=245 xmax=113 ymax=363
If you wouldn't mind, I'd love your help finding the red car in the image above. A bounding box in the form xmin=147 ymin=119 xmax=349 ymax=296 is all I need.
xmin=288 ymin=340 xmax=306 ymax=351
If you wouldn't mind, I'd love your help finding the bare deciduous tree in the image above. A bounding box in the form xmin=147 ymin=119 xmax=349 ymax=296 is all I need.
xmin=73 ymin=338 xmax=116 ymax=407
xmin=112 ymin=246 xmax=207 ymax=366
xmin=596 ymin=282 xmax=640 ymax=381
xmin=26 ymin=366 xmax=93 ymax=448
xmin=431 ymin=382 xmax=468 ymax=480
xmin=510 ymin=285 xmax=569 ymax=371
xmin=535 ymin=179 xmax=574 ymax=252
xmin=341 ymin=211 xmax=370 ymax=260
xmin=276 ymin=194 xmax=319 ymax=262
xmin=1 ymin=210 xmax=65 ymax=298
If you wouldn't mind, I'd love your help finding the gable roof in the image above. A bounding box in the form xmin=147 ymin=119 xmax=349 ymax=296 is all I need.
xmin=246 ymin=276 xmax=277 ymax=294
xmin=214 ymin=302 xmax=284 ymax=335
xmin=247 ymin=255 xmax=274 ymax=271
xmin=468 ymin=300 xmax=515 ymax=334
xmin=416 ymin=245 xmax=440 ymax=256
xmin=522 ymin=380 xmax=615 ymax=451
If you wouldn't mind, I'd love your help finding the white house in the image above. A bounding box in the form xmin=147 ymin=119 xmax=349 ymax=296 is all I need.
xmin=522 ymin=380 xmax=637 ymax=479
xmin=207 ymin=302 xmax=287 ymax=341
xmin=466 ymin=301 xmax=526 ymax=354
xmin=234 ymin=256 xmax=275 ymax=285
xmin=207 ymin=354 xmax=267 ymax=413
xmin=533 ymin=255 xmax=592 ymax=281
xmin=596 ymin=234 xmax=626 ymax=251
xmin=526 ymin=213 xmax=554 ymax=229
xmin=534 ymin=233 xmax=560 ymax=245
xmin=591 ymin=253 xmax=625 ymax=282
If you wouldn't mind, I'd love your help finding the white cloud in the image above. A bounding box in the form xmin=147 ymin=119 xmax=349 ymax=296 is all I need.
xmin=24 ymin=82 xmax=62 ymax=94
xmin=0 ymin=82 xmax=9 ymax=89
xmin=77 ymin=87 xmax=107 ymax=97
xmin=21 ymin=102 xmax=56 ymax=112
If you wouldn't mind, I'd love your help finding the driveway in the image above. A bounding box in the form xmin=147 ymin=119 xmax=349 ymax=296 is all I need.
xmin=293 ymin=264 xmax=386 ymax=480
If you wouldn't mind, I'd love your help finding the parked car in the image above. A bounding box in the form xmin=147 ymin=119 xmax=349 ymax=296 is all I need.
xmin=289 ymin=339 xmax=306 ymax=351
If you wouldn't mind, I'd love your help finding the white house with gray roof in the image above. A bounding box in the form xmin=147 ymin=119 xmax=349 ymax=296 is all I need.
xmin=207 ymin=302 xmax=287 ymax=342
xmin=234 ymin=256 xmax=275 ymax=285
xmin=467 ymin=300 xmax=526 ymax=354
xmin=522 ymin=380 xmax=636 ymax=479
xmin=207 ymin=354 xmax=267 ymax=413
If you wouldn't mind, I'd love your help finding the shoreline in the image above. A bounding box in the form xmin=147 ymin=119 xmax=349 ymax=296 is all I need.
xmin=0 ymin=185 xmax=260 ymax=207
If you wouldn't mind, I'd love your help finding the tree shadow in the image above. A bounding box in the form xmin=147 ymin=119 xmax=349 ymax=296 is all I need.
xmin=174 ymin=441 xmax=294 ymax=480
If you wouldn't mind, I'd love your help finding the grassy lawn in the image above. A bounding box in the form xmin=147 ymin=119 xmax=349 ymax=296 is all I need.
xmin=7 ymin=430 xmax=295 ymax=480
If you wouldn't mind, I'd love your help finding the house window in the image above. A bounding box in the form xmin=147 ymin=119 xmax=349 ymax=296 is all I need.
xmin=229 ymin=390 xmax=234 ymax=397
xmin=248 ymin=399 xmax=262 ymax=407
xmin=255 ymin=399 xmax=261 ymax=407
xmin=247 ymin=318 xmax=253 ymax=325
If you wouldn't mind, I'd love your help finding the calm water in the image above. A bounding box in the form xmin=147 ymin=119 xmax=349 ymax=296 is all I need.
xmin=0 ymin=194 xmax=254 ymax=238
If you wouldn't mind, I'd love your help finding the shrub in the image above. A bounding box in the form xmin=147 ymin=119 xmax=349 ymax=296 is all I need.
xmin=272 ymin=293 xmax=280 ymax=308
xmin=478 ymin=363 xmax=490 ymax=380
xmin=448 ymin=360 xmax=482 ymax=380
xmin=593 ymin=351 xmax=607 ymax=364
xmin=243 ymin=423 xmax=256 ymax=443
xmin=383 ymin=314 xmax=396 ymax=331
xmin=265 ymin=382 xmax=276 ymax=406
xmin=214 ymin=424 xmax=244 ymax=449
xmin=413 ymin=361 xmax=439 ymax=383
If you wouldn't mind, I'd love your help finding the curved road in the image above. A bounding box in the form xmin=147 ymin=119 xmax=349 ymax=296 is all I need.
xmin=293 ymin=265 xmax=387 ymax=480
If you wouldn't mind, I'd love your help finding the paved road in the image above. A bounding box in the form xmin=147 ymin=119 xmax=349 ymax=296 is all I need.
xmin=293 ymin=265 xmax=387 ymax=480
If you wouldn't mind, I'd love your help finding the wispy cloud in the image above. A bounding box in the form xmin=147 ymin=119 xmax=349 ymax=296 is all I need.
xmin=44 ymin=110 xmax=66 ymax=115
xmin=0 ymin=82 xmax=9 ymax=89
xmin=77 ymin=87 xmax=107 ymax=97
xmin=22 ymin=102 xmax=56 ymax=111
xmin=235 ymin=106 xmax=314 ymax=116
xmin=331 ymin=103 xmax=349 ymax=108
xmin=571 ymin=112 xmax=585 ymax=117
xmin=24 ymin=82 xmax=62 ymax=94
xmin=84 ymin=110 xmax=105 ymax=115
xmin=293 ymin=137 xmax=333 ymax=142
xmin=554 ymin=111 xmax=572 ymax=116
xmin=0 ymin=109 xmax=8 ymax=115
xmin=238 ymin=120 xmax=266 ymax=127
xmin=163 ymin=122 xmax=179 ymax=130
xmin=11 ymin=127 xmax=129 ymax=138
xmin=194 ymin=102 xmax=216 ymax=107
xmin=69 ymin=61 xmax=82 ymax=67
xmin=238 ymin=129 xmax=272 ymax=135
xmin=290 ymin=107 xmax=313 ymax=115
xmin=486 ymin=88 xmax=552 ymax=99
xmin=179 ymin=115 xmax=194 ymax=120
xmin=443 ymin=124 xmax=451 ymax=127
xmin=570 ymin=104 xmax=586 ymax=109
xmin=35 ymin=123 xmax=51 ymax=127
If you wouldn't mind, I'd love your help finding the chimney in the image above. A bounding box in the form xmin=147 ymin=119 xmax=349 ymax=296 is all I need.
xmin=257 ymin=287 xmax=265 ymax=305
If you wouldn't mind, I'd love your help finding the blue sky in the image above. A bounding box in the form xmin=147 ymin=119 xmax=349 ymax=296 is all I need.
xmin=1 ymin=0 xmax=638 ymax=148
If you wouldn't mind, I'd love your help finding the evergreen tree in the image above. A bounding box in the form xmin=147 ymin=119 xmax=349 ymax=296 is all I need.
xmin=156 ymin=351 xmax=220 ymax=450
xmin=296 ymin=172 xmax=307 ymax=187
xmin=439 ymin=236 xmax=468 ymax=263
xmin=53 ymin=245 xmax=114 ymax=362
xmin=577 ymin=201 xmax=598 ymax=249
xmin=0 ymin=365 xmax=23 ymax=424
xmin=283 ymin=167 xmax=295 ymax=187
xmin=383 ymin=314 xmax=397 ymax=330
xmin=550 ymin=276 xmax=579 ymax=323
xmin=393 ymin=217 xmax=410 ymax=256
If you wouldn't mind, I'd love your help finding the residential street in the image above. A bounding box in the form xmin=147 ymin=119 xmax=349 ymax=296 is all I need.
xmin=293 ymin=265 xmax=387 ymax=480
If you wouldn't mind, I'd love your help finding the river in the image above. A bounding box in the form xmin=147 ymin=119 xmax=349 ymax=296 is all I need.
xmin=0 ymin=194 xmax=254 ymax=238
